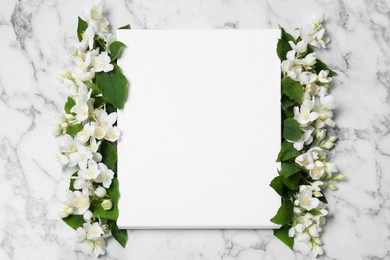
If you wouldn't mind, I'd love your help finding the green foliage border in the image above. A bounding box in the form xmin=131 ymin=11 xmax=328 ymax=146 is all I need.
xmin=270 ymin=27 xmax=337 ymax=248
xmin=61 ymin=18 xmax=131 ymax=248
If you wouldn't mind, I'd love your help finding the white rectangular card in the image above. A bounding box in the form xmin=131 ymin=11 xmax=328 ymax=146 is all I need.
xmin=117 ymin=30 xmax=281 ymax=229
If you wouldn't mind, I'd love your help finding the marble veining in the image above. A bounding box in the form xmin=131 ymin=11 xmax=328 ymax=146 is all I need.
xmin=0 ymin=0 xmax=389 ymax=259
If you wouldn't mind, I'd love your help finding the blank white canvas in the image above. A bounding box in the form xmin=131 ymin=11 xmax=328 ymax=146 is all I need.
xmin=117 ymin=30 xmax=281 ymax=229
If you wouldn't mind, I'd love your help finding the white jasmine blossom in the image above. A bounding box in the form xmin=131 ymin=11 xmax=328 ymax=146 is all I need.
xmin=298 ymin=53 xmax=316 ymax=70
xmin=73 ymin=178 xmax=94 ymax=196
xmin=291 ymin=128 xmax=314 ymax=151
xmin=95 ymin=163 xmax=114 ymax=188
xmin=298 ymin=71 xmax=317 ymax=85
xmin=71 ymin=102 xmax=89 ymax=122
xmin=295 ymin=150 xmax=315 ymax=170
xmin=85 ymin=123 xmax=106 ymax=140
xmin=104 ymin=126 xmax=120 ymax=142
xmin=65 ymin=190 xmax=91 ymax=215
xmin=325 ymin=162 xmax=338 ymax=179
xmin=296 ymin=186 xmax=320 ymax=211
xmin=80 ymin=25 xmax=96 ymax=51
xmin=289 ymin=40 xmax=308 ymax=54
xmin=300 ymin=14 xmax=330 ymax=49
xmin=294 ymin=100 xmax=319 ymax=127
xmin=94 ymin=109 xmax=117 ymax=127
xmin=89 ymin=237 xmax=106 ymax=257
xmin=319 ymin=94 xmax=336 ymax=110
xmin=85 ymin=222 xmax=104 ymax=240
xmin=317 ymin=70 xmax=332 ymax=84
xmin=92 ymin=51 xmax=113 ymax=72
xmin=76 ymin=221 xmax=106 ymax=257
xmin=105 ymin=33 xmax=116 ymax=53
xmin=68 ymin=141 xmax=93 ymax=168
xmin=76 ymin=226 xmax=87 ymax=241
xmin=52 ymin=114 xmax=68 ymax=136
xmin=82 ymin=1 xmax=104 ymax=22
xmin=310 ymin=161 xmax=326 ymax=180
xmin=88 ymin=137 xmax=102 ymax=162
xmin=75 ymin=128 xmax=91 ymax=144
xmin=73 ymin=52 xmax=92 ymax=75
xmin=78 ymin=160 xmax=100 ymax=180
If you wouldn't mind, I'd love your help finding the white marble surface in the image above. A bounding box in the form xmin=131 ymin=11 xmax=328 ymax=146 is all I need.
xmin=0 ymin=0 xmax=389 ymax=259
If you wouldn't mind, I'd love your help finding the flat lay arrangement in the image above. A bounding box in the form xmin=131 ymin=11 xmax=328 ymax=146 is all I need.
xmin=53 ymin=2 xmax=342 ymax=257
xmin=2 ymin=0 xmax=389 ymax=259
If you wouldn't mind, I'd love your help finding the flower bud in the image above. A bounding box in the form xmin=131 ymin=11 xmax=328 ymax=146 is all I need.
xmin=328 ymin=183 xmax=337 ymax=191
xmin=66 ymin=206 xmax=74 ymax=215
xmin=59 ymin=208 xmax=69 ymax=219
xmin=328 ymin=136 xmax=337 ymax=143
xmin=101 ymin=199 xmax=112 ymax=210
xmin=319 ymin=113 xmax=328 ymax=120
xmin=313 ymin=191 xmax=323 ymax=197
xmin=101 ymin=224 xmax=109 ymax=233
xmin=321 ymin=141 xmax=334 ymax=150
xmin=316 ymin=129 xmax=325 ymax=140
xmin=95 ymin=186 xmax=107 ymax=197
xmin=83 ymin=210 xmax=93 ymax=222
xmin=333 ymin=173 xmax=344 ymax=181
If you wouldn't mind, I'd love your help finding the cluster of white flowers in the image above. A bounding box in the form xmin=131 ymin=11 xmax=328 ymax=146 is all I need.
xmin=281 ymin=15 xmax=343 ymax=256
xmin=53 ymin=1 xmax=118 ymax=257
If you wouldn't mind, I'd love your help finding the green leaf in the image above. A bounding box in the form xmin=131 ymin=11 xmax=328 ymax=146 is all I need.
xmin=77 ymin=17 xmax=88 ymax=42
xmin=270 ymin=175 xmax=295 ymax=199
xmin=109 ymin=41 xmax=126 ymax=62
xmin=64 ymin=97 xmax=76 ymax=114
xmin=319 ymin=195 xmax=328 ymax=204
xmin=105 ymin=103 xmax=117 ymax=115
xmin=108 ymin=221 xmax=128 ymax=248
xmin=118 ymin=24 xmax=131 ymax=30
xmin=66 ymin=123 xmax=83 ymax=138
xmin=94 ymin=36 xmax=106 ymax=51
xmin=280 ymin=27 xmax=295 ymax=43
xmin=271 ymin=200 xmax=293 ymax=225
xmin=93 ymin=96 xmax=106 ymax=109
xmin=309 ymin=208 xmax=322 ymax=216
xmin=281 ymin=78 xmax=303 ymax=103
xmin=280 ymin=162 xmax=301 ymax=178
xmin=92 ymin=178 xmax=120 ymax=221
xmin=277 ymin=141 xmax=300 ymax=162
xmin=282 ymin=106 xmax=294 ymax=119
xmin=91 ymin=82 xmax=102 ymax=97
xmin=95 ymin=64 xmax=128 ymax=109
xmin=69 ymin=171 xmax=78 ymax=191
xmin=277 ymin=39 xmax=291 ymax=61
xmin=276 ymin=27 xmax=295 ymax=60
xmin=283 ymin=118 xmax=301 ymax=141
xmin=315 ymin=59 xmax=337 ymax=77
xmin=281 ymin=95 xmax=296 ymax=111
xmin=100 ymin=140 xmax=117 ymax=171
xmin=274 ymin=225 xmax=294 ymax=249
xmin=270 ymin=176 xmax=284 ymax=197
xmin=282 ymin=173 xmax=302 ymax=190
xmin=62 ymin=215 xmax=85 ymax=230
